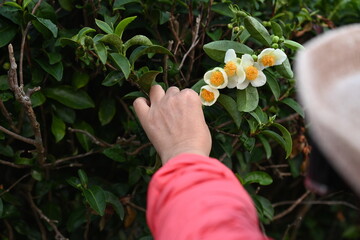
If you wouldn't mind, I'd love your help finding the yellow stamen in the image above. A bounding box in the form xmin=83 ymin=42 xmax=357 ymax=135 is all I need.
xmin=245 ymin=66 xmax=259 ymax=81
xmin=261 ymin=55 xmax=276 ymax=67
xmin=201 ymin=89 xmax=215 ymax=102
xmin=224 ymin=61 xmax=237 ymax=77
xmin=210 ymin=71 xmax=225 ymax=86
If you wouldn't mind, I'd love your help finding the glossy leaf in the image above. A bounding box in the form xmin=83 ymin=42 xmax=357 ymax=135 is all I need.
xmin=100 ymin=34 xmax=123 ymax=51
xmin=44 ymin=86 xmax=95 ymax=109
xmin=284 ymin=39 xmax=305 ymax=51
xmin=203 ymin=40 xmax=253 ymax=62
xmin=262 ymin=130 xmax=287 ymax=154
xmin=123 ymin=35 xmax=153 ymax=53
xmin=32 ymin=16 xmax=58 ymax=38
xmin=95 ymin=19 xmax=113 ymax=34
xmin=244 ymin=171 xmax=273 ymax=185
xmin=258 ymin=134 xmax=272 ymax=159
xmin=103 ymin=145 xmax=126 ymax=162
xmin=35 ymin=59 xmax=63 ymax=81
xmin=83 ymin=185 xmax=106 ymax=216
xmin=51 ymin=114 xmax=66 ymax=142
xmin=30 ymin=91 xmax=46 ymax=108
xmin=271 ymin=21 xmax=283 ymax=37
xmin=105 ymin=191 xmax=125 ymax=220
xmin=253 ymin=195 xmax=274 ymax=221
xmin=74 ymin=121 xmax=94 ymax=151
xmin=59 ymin=0 xmax=75 ymax=11
xmin=217 ymin=94 xmax=242 ymax=128
xmin=23 ymin=0 xmax=32 ymax=9
xmin=275 ymin=58 xmax=293 ymax=78
xmin=264 ymin=70 xmax=280 ymax=101
xmin=272 ymin=123 xmax=293 ymax=158
xmin=0 ymin=144 xmax=14 ymax=157
xmin=115 ymin=16 xmax=137 ymax=38
xmin=78 ymin=169 xmax=88 ymax=187
xmin=72 ymin=71 xmax=90 ymax=89
xmin=137 ymin=69 xmax=163 ymax=93
xmin=191 ymin=79 xmax=206 ymax=93
xmin=98 ymin=98 xmax=116 ymax=126
xmin=237 ymin=86 xmax=259 ymax=112
xmin=244 ymin=16 xmax=272 ymax=46
xmin=94 ymin=41 xmax=107 ymax=65
xmin=129 ymin=45 xmax=173 ymax=65
xmin=281 ymin=98 xmax=305 ymax=118
xmin=102 ymin=71 xmax=124 ymax=87
xmin=0 ymin=20 xmax=17 ymax=48
xmin=110 ymin=53 xmax=131 ymax=79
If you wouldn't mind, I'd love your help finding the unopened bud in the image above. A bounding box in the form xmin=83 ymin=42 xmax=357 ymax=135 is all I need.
xmin=251 ymin=55 xmax=258 ymax=61
xmin=272 ymin=36 xmax=280 ymax=43
xmin=271 ymin=43 xmax=279 ymax=49
xmin=2 ymin=62 xmax=10 ymax=70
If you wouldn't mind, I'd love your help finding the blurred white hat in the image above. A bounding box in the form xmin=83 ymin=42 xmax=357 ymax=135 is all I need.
xmin=296 ymin=24 xmax=360 ymax=196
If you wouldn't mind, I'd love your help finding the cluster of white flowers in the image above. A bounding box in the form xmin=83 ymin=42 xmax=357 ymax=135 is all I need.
xmin=199 ymin=48 xmax=287 ymax=106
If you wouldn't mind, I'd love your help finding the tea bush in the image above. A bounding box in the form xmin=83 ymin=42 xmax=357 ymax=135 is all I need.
xmin=0 ymin=0 xmax=359 ymax=239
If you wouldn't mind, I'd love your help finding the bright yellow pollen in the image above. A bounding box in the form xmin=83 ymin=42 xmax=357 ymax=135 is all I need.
xmin=245 ymin=66 xmax=259 ymax=81
xmin=210 ymin=71 xmax=225 ymax=86
xmin=261 ymin=55 xmax=276 ymax=67
xmin=224 ymin=61 xmax=237 ymax=77
xmin=201 ymin=89 xmax=215 ymax=102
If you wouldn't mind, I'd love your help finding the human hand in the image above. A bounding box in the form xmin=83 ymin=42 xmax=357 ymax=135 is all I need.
xmin=133 ymin=85 xmax=212 ymax=165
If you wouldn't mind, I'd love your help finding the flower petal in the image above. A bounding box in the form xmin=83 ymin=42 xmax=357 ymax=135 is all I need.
xmin=273 ymin=49 xmax=287 ymax=65
xmin=250 ymin=70 xmax=267 ymax=87
xmin=203 ymin=67 xmax=228 ymax=89
xmin=241 ymin=54 xmax=254 ymax=68
xmin=200 ymin=85 xmax=219 ymax=106
xmin=224 ymin=49 xmax=237 ymax=63
xmin=237 ymin=80 xmax=250 ymax=90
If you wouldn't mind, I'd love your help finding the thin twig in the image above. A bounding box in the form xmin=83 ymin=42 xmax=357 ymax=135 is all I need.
xmin=127 ymin=201 xmax=146 ymax=213
xmin=0 ymin=173 xmax=31 ymax=197
xmin=0 ymin=159 xmax=31 ymax=169
xmin=0 ymin=125 xmax=36 ymax=145
xmin=126 ymin=142 xmax=152 ymax=155
xmin=67 ymin=127 xmax=112 ymax=147
xmin=45 ymin=150 xmax=97 ymax=167
xmin=19 ymin=0 xmax=44 ymax=86
xmin=273 ymin=190 xmax=311 ymax=220
xmin=273 ymin=200 xmax=360 ymax=210
xmin=0 ymin=100 xmax=18 ymax=132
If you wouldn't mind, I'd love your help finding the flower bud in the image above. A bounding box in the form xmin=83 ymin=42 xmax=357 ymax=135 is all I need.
xmin=272 ymin=35 xmax=280 ymax=43
xmin=251 ymin=54 xmax=258 ymax=61
xmin=2 ymin=62 xmax=10 ymax=70
xmin=271 ymin=43 xmax=279 ymax=49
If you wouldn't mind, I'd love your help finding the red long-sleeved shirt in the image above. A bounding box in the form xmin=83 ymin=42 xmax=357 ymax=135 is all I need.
xmin=147 ymin=153 xmax=271 ymax=240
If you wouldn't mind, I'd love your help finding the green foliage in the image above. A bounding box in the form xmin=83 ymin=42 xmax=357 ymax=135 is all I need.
xmin=0 ymin=0 xmax=358 ymax=239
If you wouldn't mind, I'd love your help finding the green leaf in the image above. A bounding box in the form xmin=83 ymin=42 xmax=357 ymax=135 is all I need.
xmin=103 ymin=145 xmax=126 ymax=162
xmin=0 ymin=143 xmax=14 ymax=157
xmin=272 ymin=123 xmax=293 ymax=158
xmin=258 ymin=134 xmax=272 ymax=159
xmin=78 ymin=169 xmax=88 ymax=187
xmin=31 ymin=169 xmax=43 ymax=181
xmin=59 ymin=0 xmax=75 ymax=11
xmin=23 ymin=0 xmax=32 ymax=9
xmin=113 ymin=0 xmax=141 ymax=10
xmin=281 ymin=98 xmax=305 ymax=118
xmin=100 ymin=33 xmax=123 ymax=51
xmin=0 ymin=75 xmax=9 ymax=90
xmin=275 ymin=58 xmax=293 ymax=78
xmin=123 ymin=35 xmax=152 ymax=53
xmin=83 ymin=185 xmax=106 ymax=216
xmin=271 ymin=21 xmax=283 ymax=37
xmin=94 ymin=41 xmax=107 ymax=65
xmin=105 ymin=191 xmax=125 ymax=220
xmin=217 ymin=94 xmax=242 ymax=128
xmin=110 ymin=53 xmax=131 ymax=79
xmin=66 ymin=176 xmax=81 ymax=189
xmin=122 ymin=91 xmax=146 ymax=100
xmin=34 ymin=59 xmax=63 ymax=81
xmin=264 ymin=70 xmax=280 ymax=101
xmin=4 ymin=2 xmax=22 ymax=9
xmin=203 ymin=40 xmax=253 ymax=62
xmin=211 ymin=3 xmax=235 ymax=17
xmin=44 ymin=86 xmax=95 ymax=109
xmin=54 ymin=105 xmax=76 ymax=124
xmin=0 ymin=198 xmax=3 ymax=218
xmin=244 ymin=16 xmax=272 ymax=46
xmin=102 ymin=71 xmax=124 ymax=87
xmin=114 ymin=16 xmax=137 ymax=39
xmin=32 ymin=16 xmax=58 ymax=38
xmin=243 ymin=171 xmax=273 ymax=185
xmin=284 ymin=39 xmax=305 ymax=51
xmin=237 ymin=86 xmax=259 ymax=112
xmin=74 ymin=27 xmax=96 ymax=42
xmin=262 ymin=129 xmax=286 ymax=154
xmin=0 ymin=20 xmax=18 ymax=48
xmin=191 ymin=79 xmax=206 ymax=93
xmin=51 ymin=114 xmax=66 ymax=142
xmin=137 ymin=69 xmax=163 ymax=93
xmin=253 ymin=195 xmax=274 ymax=221
xmin=74 ymin=121 xmax=94 ymax=151
xmin=72 ymin=71 xmax=90 ymax=89
xmin=66 ymin=207 xmax=86 ymax=232
xmin=129 ymin=45 xmax=173 ymax=65
xmin=95 ymin=19 xmax=113 ymax=34
xmin=98 ymin=98 xmax=116 ymax=126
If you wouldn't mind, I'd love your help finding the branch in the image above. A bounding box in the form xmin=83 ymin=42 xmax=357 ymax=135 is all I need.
xmin=0 ymin=159 xmax=31 ymax=169
xmin=67 ymin=128 xmax=112 ymax=147
xmin=126 ymin=142 xmax=152 ymax=156
xmin=273 ymin=190 xmax=311 ymax=220
xmin=0 ymin=173 xmax=31 ymax=197
xmin=45 ymin=150 xmax=97 ymax=167
xmin=0 ymin=100 xmax=18 ymax=132
xmin=0 ymin=125 xmax=36 ymax=145
xmin=273 ymin=200 xmax=359 ymax=211
xmin=8 ymin=44 xmax=46 ymax=165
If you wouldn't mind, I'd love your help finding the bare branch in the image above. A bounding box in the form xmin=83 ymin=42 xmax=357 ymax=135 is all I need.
xmin=67 ymin=128 xmax=112 ymax=147
xmin=45 ymin=150 xmax=98 ymax=167
xmin=0 ymin=100 xmax=18 ymax=132
xmin=126 ymin=142 xmax=152 ymax=156
xmin=0 ymin=159 xmax=31 ymax=169
xmin=273 ymin=190 xmax=311 ymax=221
xmin=273 ymin=200 xmax=360 ymax=211
xmin=0 ymin=125 xmax=36 ymax=145
xmin=0 ymin=173 xmax=31 ymax=197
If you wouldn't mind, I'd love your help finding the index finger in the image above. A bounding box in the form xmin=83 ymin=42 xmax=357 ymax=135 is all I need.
xmin=133 ymin=97 xmax=150 ymax=123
